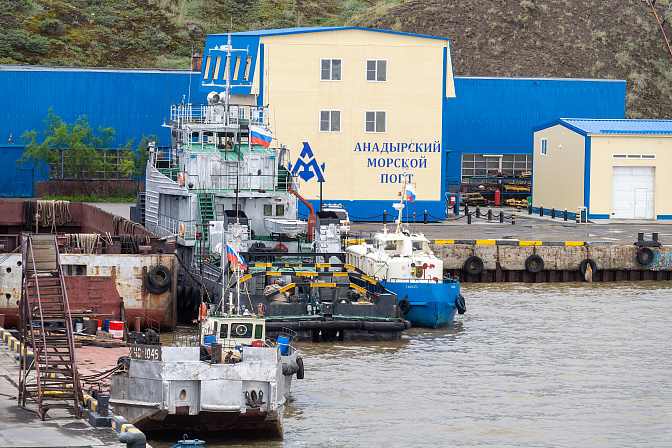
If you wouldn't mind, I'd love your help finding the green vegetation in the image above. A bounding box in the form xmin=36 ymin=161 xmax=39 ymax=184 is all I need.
xmin=43 ymin=193 xmax=136 ymax=202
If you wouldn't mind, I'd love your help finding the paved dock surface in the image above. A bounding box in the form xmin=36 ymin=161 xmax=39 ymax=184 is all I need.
xmin=350 ymin=207 xmax=672 ymax=245
xmin=0 ymin=343 xmax=127 ymax=448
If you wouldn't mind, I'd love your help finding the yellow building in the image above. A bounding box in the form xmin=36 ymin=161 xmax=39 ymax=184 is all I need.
xmin=200 ymin=27 xmax=456 ymax=219
xmin=533 ymin=119 xmax=672 ymax=220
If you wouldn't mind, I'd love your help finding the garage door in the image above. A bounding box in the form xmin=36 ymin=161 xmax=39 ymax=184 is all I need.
xmin=611 ymin=166 xmax=654 ymax=219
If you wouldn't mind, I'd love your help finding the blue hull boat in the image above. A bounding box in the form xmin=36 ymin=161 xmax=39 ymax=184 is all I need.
xmin=380 ymin=278 xmax=462 ymax=328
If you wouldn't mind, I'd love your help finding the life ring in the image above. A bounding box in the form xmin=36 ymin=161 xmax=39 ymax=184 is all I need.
xmin=275 ymin=243 xmax=288 ymax=252
xmin=579 ymin=259 xmax=597 ymax=276
xmin=179 ymin=223 xmax=185 ymax=238
xmin=296 ymin=356 xmax=305 ymax=379
xmin=636 ymin=247 xmax=654 ymax=265
xmin=198 ymin=303 xmax=206 ymax=322
xmin=464 ymin=256 xmax=483 ymax=276
xmin=399 ymin=297 xmax=411 ymax=314
xmin=525 ymin=254 xmax=544 ymax=274
xmin=455 ymin=294 xmax=467 ymax=315
xmin=177 ymin=172 xmax=185 ymax=187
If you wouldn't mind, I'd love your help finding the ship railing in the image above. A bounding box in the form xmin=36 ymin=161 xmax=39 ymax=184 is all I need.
xmin=386 ymin=277 xmax=446 ymax=284
xmin=210 ymin=173 xmax=279 ymax=191
xmin=155 ymin=214 xmax=198 ymax=240
xmin=170 ymin=103 xmax=268 ymax=127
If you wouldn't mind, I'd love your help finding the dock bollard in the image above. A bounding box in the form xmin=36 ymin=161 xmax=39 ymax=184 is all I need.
xmin=528 ymin=203 xmax=532 ymax=215
xmin=98 ymin=394 xmax=109 ymax=417
xmin=487 ymin=208 xmax=492 ymax=220
xmin=467 ymin=213 xmax=472 ymax=225
xmin=424 ymin=210 xmax=428 ymax=224
xmin=464 ymin=205 xmax=469 ymax=216
xmin=383 ymin=211 xmax=387 ymax=225
xmin=576 ymin=210 xmax=580 ymax=224
xmin=118 ymin=431 xmax=147 ymax=448
xmin=499 ymin=211 xmax=504 ymax=223
xmin=476 ymin=207 xmax=481 ymax=218
xmin=564 ymin=208 xmax=568 ymax=221
xmin=551 ymin=207 xmax=555 ymax=219
xmin=512 ymin=212 xmax=516 ymax=225
xmin=540 ymin=205 xmax=544 ymax=217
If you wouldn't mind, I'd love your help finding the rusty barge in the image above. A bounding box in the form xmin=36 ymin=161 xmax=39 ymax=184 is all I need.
xmin=0 ymin=199 xmax=178 ymax=329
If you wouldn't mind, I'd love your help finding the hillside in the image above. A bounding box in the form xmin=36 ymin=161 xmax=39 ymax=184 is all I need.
xmin=2 ymin=0 xmax=672 ymax=118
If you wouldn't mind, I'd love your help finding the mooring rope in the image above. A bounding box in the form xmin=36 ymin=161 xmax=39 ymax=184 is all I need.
xmin=66 ymin=233 xmax=100 ymax=254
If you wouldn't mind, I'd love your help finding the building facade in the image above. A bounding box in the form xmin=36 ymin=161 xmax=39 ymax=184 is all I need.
xmin=533 ymin=119 xmax=672 ymax=220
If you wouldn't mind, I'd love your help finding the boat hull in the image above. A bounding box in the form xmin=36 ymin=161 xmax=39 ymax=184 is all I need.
xmin=381 ymin=280 xmax=460 ymax=328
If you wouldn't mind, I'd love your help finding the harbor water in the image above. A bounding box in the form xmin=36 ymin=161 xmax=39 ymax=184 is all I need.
xmin=152 ymin=282 xmax=672 ymax=447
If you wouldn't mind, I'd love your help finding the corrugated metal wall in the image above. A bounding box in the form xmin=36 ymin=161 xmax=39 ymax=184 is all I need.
xmin=0 ymin=145 xmax=38 ymax=197
xmin=443 ymin=77 xmax=627 ymax=182
xmin=0 ymin=67 xmax=207 ymax=196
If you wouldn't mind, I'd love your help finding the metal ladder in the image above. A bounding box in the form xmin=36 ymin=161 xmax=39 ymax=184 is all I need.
xmin=18 ymin=233 xmax=82 ymax=419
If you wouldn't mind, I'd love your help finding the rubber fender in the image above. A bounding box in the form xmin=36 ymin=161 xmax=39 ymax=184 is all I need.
xmin=398 ymin=297 xmax=411 ymax=315
xmin=297 ymin=356 xmax=305 ymax=379
xmin=464 ymin=256 xmax=483 ymax=276
xmin=525 ymin=254 xmax=544 ymax=274
xmin=579 ymin=258 xmax=597 ymax=276
xmin=147 ymin=265 xmax=171 ymax=288
xmin=455 ymin=294 xmax=467 ymax=315
xmin=145 ymin=274 xmax=170 ymax=295
xmin=637 ymin=247 xmax=654 ymax=265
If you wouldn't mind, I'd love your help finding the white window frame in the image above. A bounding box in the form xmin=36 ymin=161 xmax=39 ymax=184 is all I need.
xmin=365 ymin=110 xmax=386 ymax=133
xmin=366 ymin=59 xmax=387 ymax=82
xmin=321 ymin=58 xmax=342 ymax=81
xmin=612 ymin=154 xmax=656 ymax=159
xmin=319 ymin=110 xmax=341 ymax=133
xmin=540 ymin=138 xmax=547 ymax=155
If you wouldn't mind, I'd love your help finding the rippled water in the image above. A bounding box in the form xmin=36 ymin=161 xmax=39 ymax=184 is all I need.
xmin=151 ymin=282 xmax=672 ymax=448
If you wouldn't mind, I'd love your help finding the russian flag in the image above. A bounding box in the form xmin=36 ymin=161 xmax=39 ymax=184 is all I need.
xmin=226 ymin=244 xmax=248 ymax=271
xmin=405 ymin=185 xmax=416 ymax=202
xmin=250 ymin=125 xmax=272 ymax=147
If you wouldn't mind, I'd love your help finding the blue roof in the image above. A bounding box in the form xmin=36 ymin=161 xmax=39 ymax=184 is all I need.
xmin=214 ymin=26 xmax=450 ymax=41
xmin=536 ymin=118 xmax=672 ymax=135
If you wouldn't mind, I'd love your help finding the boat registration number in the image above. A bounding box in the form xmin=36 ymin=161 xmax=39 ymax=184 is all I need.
xmin=130 ymin=344 xmax=162 ymax=361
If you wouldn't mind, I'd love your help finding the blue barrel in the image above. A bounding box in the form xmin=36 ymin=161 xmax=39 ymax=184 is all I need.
xmin=277 ymin=336 xmax=289 ymax=355
xmin=203 ymin=336 xmax=216 ymax=346
xmin=104 ymin=319 xmax=112 ymax=332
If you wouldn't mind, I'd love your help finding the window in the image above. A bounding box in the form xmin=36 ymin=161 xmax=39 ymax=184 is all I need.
xmin=461 ymin=154 xmax=531 ymax=179
xmin=254 ymin=325 xmax=263 ymax=339
xmin=540 ymin=138 xmax=547 ymax=155
xmin=366 ymin=60 xmax=387 ymax=81
xmin=365 ymin=111 xmax=386 ymax=133
xmin=232 ymin=323 xmax=252 ymax=338
xmin=263 ymin=204 xmax=272 ymax=216
xmin=219 ymin=324 xmax=229 ymax=339
xmin=276 ymin=204 xmax=285 ymax=216
xmin=321 ymin=59 xmax=341 ymax=81
xmin=612 ymin=154 xmax=656 ymax=159
xmin=243 ymin=57 xmax=252 ymax=81
xmin=320 ymin=110 xmax=341 ymax=132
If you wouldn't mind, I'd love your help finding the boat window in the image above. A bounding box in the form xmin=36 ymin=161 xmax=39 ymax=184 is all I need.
xmin=232 ymin=323 xmax=253 ymax=338
xmin=264 ymin=204 xmax=272 ymax=216
xmin=254 ymin=325 xmax=263 ymax=339
xmin=203 ymin=132 xmax=214 ymax=143
xmin=384 ymin=240 xmax=397 ymax=251
xmin=219 ymin=324 xmax=229 ymax=339
xmin=276 ymin=204 xmax=284 ymax=216
xmin=190 ymin=132 xmax=199 ymax=143
xmin=412 ymin=241 xmax=426 ymax=252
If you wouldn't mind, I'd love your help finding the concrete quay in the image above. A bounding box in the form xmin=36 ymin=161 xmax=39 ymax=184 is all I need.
xmin=0 ymin=332 xmax=142 ymax=448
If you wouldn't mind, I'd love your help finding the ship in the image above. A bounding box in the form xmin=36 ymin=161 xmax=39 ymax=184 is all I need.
xmin=344 ymin=183 xmax=466 ymax=328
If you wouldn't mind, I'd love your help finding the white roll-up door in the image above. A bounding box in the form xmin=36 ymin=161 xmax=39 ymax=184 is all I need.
xmin=611 ymin=166 xmax=654 ymax=219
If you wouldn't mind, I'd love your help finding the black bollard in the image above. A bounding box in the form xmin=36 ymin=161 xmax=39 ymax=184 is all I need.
xmin=476 ymin=207 xmax=481 ymax=218
xmin=464 ymin=204 xmax=469 ymax=216
xmin=528 ymin=203 xmax=532 ymax=214
xmin=540 ymin=205 xmax=544 ymax=217
xmin=499 ymin=211 xmax=504 ymax=223
xmin=488 ymin=208 xmax=492 ymax=220
xmin=512 ymin=212 xmax=516 ymax=225
xmin=383 ymin=211 xmax=387 ymax=225
xmin=564 ymin=209 xmax=568 ymax=221
xmin=424 ymin=210 xmax=428 ymax=224
xmin=551 ymin=207 xmax=555 ymax=219
xmin=468 ymin=213 xmax=472 ymax=224
xmin=653 ymin=232 xmax=659 ymax=242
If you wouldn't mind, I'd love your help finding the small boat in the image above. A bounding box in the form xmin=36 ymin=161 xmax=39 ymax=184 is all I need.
xmin=109 ymin=270 xmax=303 ymax=438
xmin=263 ymin=217 xmax=307 ymax=238
xmin=344 ymin=184 xmax=466 ymax=328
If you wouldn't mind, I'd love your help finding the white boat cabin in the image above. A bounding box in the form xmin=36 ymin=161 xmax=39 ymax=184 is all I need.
xmin=202 ymin=315 xmax=266 ymax=349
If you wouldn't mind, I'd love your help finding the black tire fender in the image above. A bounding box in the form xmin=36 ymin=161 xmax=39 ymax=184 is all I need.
xmin=147 ymin=265 xmax=171 ymax=288
xmin=399 ymin=297 xmax=411 ymax=315
xmin=455 ymin=294 xmax=467 ymax=315
xmin=636 ymin=247 xmax=654 ymax=265
xmin=296 ymin=356 xmax=305 ymax=379
xmin=525 ymin=254 xmax=544 ymax=274
xmin=579 ymin=258 xmax=597 ymax=275
xmin=464 ymin=256 xmax=484 ymax=276
xmin=145 ymin=274 xmax=170 ymax=295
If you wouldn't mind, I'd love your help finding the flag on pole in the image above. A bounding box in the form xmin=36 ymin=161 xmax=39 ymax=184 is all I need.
xmin=250 ymin=125 xmax=272 ymax=147
xmin=226 ymin=244 xmax=248 ymax=271
xmin=405 ymin=184 xmax=416 ymax=202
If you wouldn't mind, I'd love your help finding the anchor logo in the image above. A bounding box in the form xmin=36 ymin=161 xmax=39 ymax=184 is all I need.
xmin=288 ymin=142 xmax=326 ymax=183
